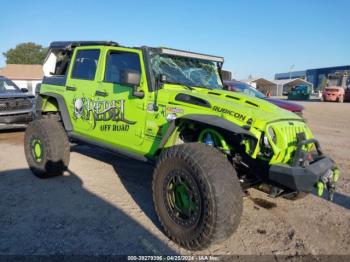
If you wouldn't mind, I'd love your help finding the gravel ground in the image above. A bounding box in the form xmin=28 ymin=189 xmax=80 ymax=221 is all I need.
xmin=0 ymin=101 xmax=349 ymax=256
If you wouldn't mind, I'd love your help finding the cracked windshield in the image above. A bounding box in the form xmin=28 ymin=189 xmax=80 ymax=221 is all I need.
xmin=151 ymin=55 xmax=223 ymax=89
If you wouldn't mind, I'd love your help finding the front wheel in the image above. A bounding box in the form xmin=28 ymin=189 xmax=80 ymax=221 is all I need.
xmin=153 ymin=143 xmax=243 ymax=250
xmin=24 ymin=118 xmax=70 ymax=178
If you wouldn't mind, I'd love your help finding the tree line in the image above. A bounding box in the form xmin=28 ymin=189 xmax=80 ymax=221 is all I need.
xmin=2 ymin=42 xmax=48 ymax=64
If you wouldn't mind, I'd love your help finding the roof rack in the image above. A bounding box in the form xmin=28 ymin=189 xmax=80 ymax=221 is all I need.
xmin=49 ymin=41 xmax=119 ymax=50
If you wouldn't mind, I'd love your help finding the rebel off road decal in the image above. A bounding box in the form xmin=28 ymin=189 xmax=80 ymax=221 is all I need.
xmin=212 ymin=106 xmax=247 ymax=122
xmin=73 ymin=98 xmax=136 ymax=130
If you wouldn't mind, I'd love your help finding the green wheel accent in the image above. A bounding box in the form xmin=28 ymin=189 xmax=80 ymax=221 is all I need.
xmin=31 ymin=139 xmax=43 ymax=162
xmin=333 ymin=168 xmax=340 ymax=182
xmin=164 ymin=170 xmax=201 ymax=227
xmin=168 ymin=177 xmax=195 ymax=217
xmin=317 ymin=181 xmax=324 ymax=197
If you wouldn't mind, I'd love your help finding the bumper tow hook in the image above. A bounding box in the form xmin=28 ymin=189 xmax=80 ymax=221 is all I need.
xmin=316 ymin=168 xmax=340 ymax=201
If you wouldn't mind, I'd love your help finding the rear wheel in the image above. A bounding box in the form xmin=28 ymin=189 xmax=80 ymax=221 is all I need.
xmin=24 ymin=118 xmax=70 ymax=178
xmin=339 ymin=96 xmax=344 ymax=103
xmin=153 ymin=143 xmax=242 ymax=250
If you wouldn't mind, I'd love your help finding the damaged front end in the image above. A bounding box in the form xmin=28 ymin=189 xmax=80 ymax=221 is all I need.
xmin=257 ymin=120 xmax=340 ymax=200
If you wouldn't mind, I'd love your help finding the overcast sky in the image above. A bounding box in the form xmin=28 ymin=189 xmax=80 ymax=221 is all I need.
xmin=0 ymin=0 xmax=349 ymax=79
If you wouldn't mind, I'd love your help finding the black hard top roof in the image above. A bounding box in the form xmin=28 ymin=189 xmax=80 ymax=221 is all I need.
xmin=49 ymin=41 xmax=119 ymax=49
xmin=48 ymin=41 xmax=224 ymax=63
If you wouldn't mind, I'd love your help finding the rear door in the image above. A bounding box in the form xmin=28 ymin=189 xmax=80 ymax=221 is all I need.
xmin=65 ymin=47 xmax=102 ymax=136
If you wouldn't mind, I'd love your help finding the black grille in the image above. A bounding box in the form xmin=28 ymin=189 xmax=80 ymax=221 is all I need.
xmin=0 ymin=98 xmax=32 ymax=112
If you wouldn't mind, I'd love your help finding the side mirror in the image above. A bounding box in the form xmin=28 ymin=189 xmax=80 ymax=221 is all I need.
xmin=221 ymin=70 xmax=232 ymax=81
xmin=121 ymin=69 xmax=141 ymax=87
xmin=120 ymin=70 xmax=144 ymax=98
xmin=35 ymin=83 xmax=41 ymax=95
xmin=21 ymin=87 xmax=28 ymax=93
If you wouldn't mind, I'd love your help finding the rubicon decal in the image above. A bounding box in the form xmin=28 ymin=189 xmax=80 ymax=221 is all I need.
xmin=212 ymin=106 xmax=247 ymax=122
xmin=73 ymin=98 xmax=136 ymax=129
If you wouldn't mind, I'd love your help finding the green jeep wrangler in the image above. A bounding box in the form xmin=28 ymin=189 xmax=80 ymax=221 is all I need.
xmin=24 ymin=41 xmax=340 ymax=250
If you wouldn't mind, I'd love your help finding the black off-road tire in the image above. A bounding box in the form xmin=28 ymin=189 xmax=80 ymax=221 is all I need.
xmin=24 ymin=118 xmax=70 ymax=178
xmin=152 ymin=143 xmax=243 ymax=250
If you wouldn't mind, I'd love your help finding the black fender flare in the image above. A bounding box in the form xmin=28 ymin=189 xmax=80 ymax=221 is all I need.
xmin=38 ymin=92 xmax=73 ymax=131
xmin=158 ymin=114 xmax=255 ymax=150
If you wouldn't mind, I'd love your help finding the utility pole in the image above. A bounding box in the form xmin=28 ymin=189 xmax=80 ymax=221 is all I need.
xmin=289 ymin=64 xmax=295 ymax=79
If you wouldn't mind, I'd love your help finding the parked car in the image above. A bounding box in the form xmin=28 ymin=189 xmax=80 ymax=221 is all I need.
xmin=224 ymin=80 xmax=304 ymax=116
xmin=322 ymin=86 xmax=345 ymax=102
xmin=0 ymin=76 xmax=35 ymax=128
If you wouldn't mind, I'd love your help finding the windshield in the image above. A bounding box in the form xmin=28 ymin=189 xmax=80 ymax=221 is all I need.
xmin=0 ymin=78 xmax=20 ymax=93
xmin=228 ymin=82 xmax=266 ymax=99
xmin=151 ymin=54 xmax=223 ymax=89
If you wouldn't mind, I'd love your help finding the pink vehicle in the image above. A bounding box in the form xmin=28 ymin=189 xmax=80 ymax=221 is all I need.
xmin=322 ymin=86 xmax=345 ymax=102
xmin=322 ymin=72 xmax=349 ymax=102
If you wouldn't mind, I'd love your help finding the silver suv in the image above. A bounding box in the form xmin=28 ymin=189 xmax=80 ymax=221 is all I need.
xmin=0 ymin=76 xmax=35 ymax=128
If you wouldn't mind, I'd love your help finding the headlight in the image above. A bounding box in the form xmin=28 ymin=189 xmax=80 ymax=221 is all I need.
xmin=268 ymin=127 xmax=277 ymax=144
xmin=262 ymin=127 xmax=277 ymax=148
xmin=263 ymin=134 xmax=270 ymax=148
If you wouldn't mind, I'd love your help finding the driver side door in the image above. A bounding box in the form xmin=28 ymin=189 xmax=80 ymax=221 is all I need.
xmin=95 ymin=47 xmax=149 ymax=153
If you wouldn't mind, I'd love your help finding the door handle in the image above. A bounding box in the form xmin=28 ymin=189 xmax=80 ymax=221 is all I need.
xmin=95 ymin=90 xmax=108 ymax=97
xmin=66 ymin=86 xmax=76 ymax=91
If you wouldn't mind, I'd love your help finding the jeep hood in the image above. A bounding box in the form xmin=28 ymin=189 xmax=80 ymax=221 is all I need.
xmin=162 ymin=84 xmax=303 ymax=130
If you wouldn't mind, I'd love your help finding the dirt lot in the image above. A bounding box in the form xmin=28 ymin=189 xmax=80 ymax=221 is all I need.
xmin=0 ymin=101 xmax=349 ymax=256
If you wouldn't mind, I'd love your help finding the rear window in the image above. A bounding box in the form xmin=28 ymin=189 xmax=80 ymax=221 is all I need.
xmin=71 ymin=49 xmax=100 ymax=80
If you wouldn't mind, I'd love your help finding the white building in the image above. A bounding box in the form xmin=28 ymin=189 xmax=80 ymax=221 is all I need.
xmin=242 ymin=78 xmax=278 ymax=96
xmin=0 ymin=64 xmax=43 ymax=95
xmin=273 ymin=78 xmax=313 ymax=96
xmin=241 ymin=77 xmax=314 ymax=96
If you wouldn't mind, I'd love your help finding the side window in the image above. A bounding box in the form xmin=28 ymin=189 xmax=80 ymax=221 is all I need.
xmin=105 ymin=51 xmax=141 ymax=83
xmin=54 ymin=51 xmax=72 ymax=76
xmin=71 ymin=49 xmax=100 ymax=80
xmin=43 ymin=50 xmax=72 ymax=77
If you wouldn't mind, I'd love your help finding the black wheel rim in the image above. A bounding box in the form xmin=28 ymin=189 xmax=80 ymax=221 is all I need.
xmin=163 ymin=169 xmax=201 ymax=227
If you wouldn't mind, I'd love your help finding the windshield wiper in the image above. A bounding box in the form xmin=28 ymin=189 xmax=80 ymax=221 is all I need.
xmin=164 ymin=81 xmax=195 ymax=91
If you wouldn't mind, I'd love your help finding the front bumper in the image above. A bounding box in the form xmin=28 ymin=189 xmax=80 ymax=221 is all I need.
xmin=0 ymin=112 xmax=33 ymax=124
xmin=268 ymin=138 xmax=336 ymax=192
xmin=269 ymin=156 xmax=334 ymax=192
